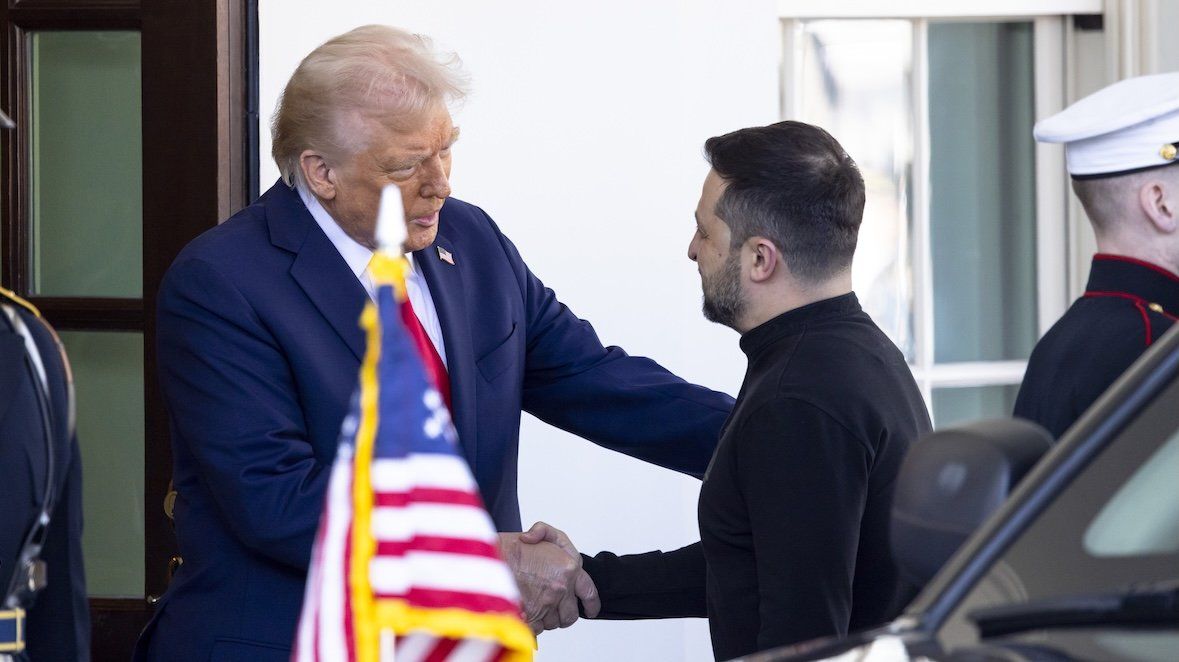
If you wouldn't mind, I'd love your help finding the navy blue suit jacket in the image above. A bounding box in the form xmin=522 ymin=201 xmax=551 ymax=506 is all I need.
xmin=137 ymin=181 xmax=733 ymax=661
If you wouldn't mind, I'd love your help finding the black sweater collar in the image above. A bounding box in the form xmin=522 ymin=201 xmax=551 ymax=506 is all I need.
xmin=739 ymin=292 xmax=862 ymax=359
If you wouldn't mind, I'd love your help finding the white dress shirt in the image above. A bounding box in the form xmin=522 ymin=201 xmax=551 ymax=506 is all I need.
xmin=297 ymin=187 xmax=448 ymax=367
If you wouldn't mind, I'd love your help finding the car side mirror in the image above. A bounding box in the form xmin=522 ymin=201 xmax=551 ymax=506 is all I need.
xmin=891 ymin=418 xmax=1052 ymax=588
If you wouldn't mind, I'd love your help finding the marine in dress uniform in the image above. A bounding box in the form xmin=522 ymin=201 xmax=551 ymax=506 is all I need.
xmin=0 ymin=282 xmax=90 ymax=660
xmin=1014 ymin=73 xmax=1179 ymax=438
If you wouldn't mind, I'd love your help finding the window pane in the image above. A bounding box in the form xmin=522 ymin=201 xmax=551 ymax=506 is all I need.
xmin=796 ymin=20 xmax=916 ymax=360
xmin=29 ymin=31 xmax=142 ymax=297
xmin=1084 ymin=430 xmax=1179 ymax=557
xmin=928 ymin=22 xmax=1037 ymax=362
xmin=932 ymin=383 xmax=1020 ymax=428
xmin=59 ymin=331 xmax=145 ymax=598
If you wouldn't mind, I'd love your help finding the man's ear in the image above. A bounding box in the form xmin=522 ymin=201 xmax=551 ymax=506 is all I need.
xmin=1140 ymin=179 xmax=1177 ymax=234
xmin=299 ymin=150 xmax=337 ymax=201
xmin=747 ymin=237 xmax=780 ymax=284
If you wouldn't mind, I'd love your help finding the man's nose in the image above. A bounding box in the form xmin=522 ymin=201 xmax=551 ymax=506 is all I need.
xmin=421 ymin=158 xmax=451 ymax=200
xmin=687 ymin=235 xmax=699 ymax=262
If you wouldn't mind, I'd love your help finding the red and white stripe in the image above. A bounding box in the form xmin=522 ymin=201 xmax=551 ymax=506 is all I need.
xmin=369 ymin=451 xmax=521 ymax=661
xmin=296 ymin=448 xmax=522 ymax=661
xmin=294 ymin=444 xmax=355 ymax=662
xmin=369 ymin=453 xmax=521 ymax=613
xmin=393 ymin=633 xmax=506 ymax=662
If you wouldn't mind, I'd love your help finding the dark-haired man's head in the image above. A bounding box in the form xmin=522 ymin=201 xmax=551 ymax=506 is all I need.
xmin=688 ymin=121 xmax=865 ymax=332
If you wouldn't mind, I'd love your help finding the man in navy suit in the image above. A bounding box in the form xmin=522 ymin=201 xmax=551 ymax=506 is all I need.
xmin=136 ymin=25 xmax=732 ymax=661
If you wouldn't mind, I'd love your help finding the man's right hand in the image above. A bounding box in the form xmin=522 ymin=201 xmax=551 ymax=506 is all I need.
xmin=499 ymin=521 xmax=600 ymax=634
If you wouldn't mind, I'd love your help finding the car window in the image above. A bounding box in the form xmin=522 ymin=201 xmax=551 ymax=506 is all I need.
xmin=1084 ymin=430 xmax=1179 ymax=557
xmin=936 ymin=374 xmax=1179 ymax=659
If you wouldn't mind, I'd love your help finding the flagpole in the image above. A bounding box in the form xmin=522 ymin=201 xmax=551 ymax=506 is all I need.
xmin=339 ymin=185 xmax=535 ymax=662
xmin=349 ymin=187 xmax=409 ymax=662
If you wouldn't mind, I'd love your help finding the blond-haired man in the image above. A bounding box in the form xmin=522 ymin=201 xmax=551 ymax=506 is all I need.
xmin=134 ymin=25 xmax=731 ymax=661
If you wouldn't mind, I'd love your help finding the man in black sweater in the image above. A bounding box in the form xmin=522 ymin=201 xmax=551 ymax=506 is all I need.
xmin=529 ymin=121 xmax=931 ymax=659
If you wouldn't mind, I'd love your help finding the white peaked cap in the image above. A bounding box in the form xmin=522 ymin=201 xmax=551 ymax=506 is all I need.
xmin=376 ymin=184 xmax=407 ymax=252
xmin=1034 ymin=72 xmax=1179 ymax=179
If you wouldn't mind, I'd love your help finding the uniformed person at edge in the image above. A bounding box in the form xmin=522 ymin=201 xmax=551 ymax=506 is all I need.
xmin=1015 ymin=73 xmax=1179 ymax=439
xmin=0 ymin=106 xmax=90 ymax=661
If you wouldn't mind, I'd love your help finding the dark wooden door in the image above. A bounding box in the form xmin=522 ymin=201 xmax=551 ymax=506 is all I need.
xmin=0 ymin=1 xmax=253 ymax=658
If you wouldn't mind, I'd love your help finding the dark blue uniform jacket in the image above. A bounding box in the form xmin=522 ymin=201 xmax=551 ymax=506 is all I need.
xmin=1015 ymin=254 xmax=1179 ymax=438
xmin=0 ymin=293 xmax=89 ymax=661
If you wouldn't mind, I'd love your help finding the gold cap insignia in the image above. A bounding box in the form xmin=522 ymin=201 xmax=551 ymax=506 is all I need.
xmin=1148 ymin=302 xmax=1164 ymax=314
xmin=1162 ymin=143 xmax=1178 ymax=161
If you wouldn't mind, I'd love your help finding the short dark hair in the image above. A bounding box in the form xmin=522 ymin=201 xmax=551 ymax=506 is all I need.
xmin=704 ymin=121 xmax=865 ymax=283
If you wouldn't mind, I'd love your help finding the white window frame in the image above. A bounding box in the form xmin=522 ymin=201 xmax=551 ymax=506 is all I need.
xmin=779 ymin=1 xmax=1097 ymax=421
xmin=778 ymin=1 xmax=1101 ymax=19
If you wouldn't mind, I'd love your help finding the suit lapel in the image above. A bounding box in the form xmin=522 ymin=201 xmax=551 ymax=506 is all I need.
xmin=264 ymin=182 xmax=476 ymax=467
xmin=290 ymin=231 xmax=368 ymax=363
xmin=265 ymin=181 xmax=368 ymax=363
xmin=416 ymin=231 xmax=479 ymax=473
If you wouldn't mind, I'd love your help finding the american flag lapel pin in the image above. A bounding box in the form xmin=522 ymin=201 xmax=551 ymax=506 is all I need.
xmin=437 ymin=246 xmax=455 ymax=265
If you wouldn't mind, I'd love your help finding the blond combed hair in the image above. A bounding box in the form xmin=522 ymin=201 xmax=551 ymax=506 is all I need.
xmin=271 ymin=25 xmax=468 ymax=188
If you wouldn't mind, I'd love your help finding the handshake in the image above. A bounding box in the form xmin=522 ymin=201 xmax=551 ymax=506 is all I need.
xmin=498 ymin=522 xmax=600 ymax=635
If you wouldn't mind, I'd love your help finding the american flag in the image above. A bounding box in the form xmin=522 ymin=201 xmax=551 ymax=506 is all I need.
xmin=294 ymin=251 xmax=535 ymax=662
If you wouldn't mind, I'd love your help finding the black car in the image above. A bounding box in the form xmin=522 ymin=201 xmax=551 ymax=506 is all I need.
xmin=750 ymin=324 xmax=1179 ymax=661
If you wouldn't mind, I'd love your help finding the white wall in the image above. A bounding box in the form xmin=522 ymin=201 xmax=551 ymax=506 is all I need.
xmin=1158 ymin=0 xmax=1179 ymax=72
xmin=259 ymin=2 xmax=780 ymax=660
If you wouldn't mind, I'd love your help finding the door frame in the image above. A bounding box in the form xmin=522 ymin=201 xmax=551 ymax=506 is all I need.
xmin=0 ymin=0 xmax=253 ymax=658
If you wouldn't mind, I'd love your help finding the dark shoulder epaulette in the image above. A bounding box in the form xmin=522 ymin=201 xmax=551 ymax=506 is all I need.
xmin=0 ymin=285 xmax=41 ymax=318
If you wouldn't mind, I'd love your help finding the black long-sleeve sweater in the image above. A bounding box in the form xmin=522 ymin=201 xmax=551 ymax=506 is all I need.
xmin=583 ymin=293 xmax=931 ymax=660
